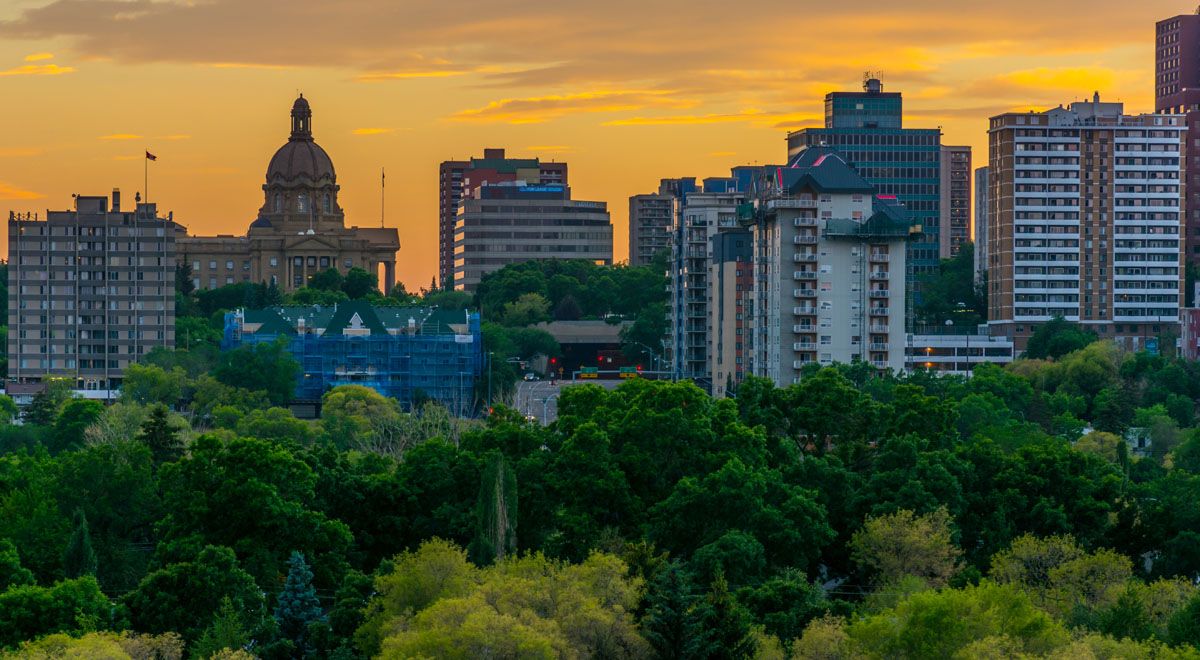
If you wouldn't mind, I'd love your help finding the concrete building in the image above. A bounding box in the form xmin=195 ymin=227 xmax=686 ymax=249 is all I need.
xmin=439 ymin=149 xmax=567 ymax=289
xmin=1157 ymin=12 xmax=1200 ymax=276
xmin=987 ymin=96 xmax=1186 ymax=352
xmin=711 ymin=230 xmax=753 ymax=397
xmin=453 ymin=182 xmax=612 ymax=292
xmin=740 ymin=148 xmax=913 ymax=384
xmin=628 ymin=192 xmax=674 ymax=267
xmin=975 ymin=166 xmax=990 ymax=284
xmin=223 ymin=301 xmax=482 ymax=415
xmin=904 ymin=328 xmax=1015 ymax=376
xmin=940 ymin=145 xmax=972 ymax=258
xmin=668 ymin=186 xmax=746 ymax=386
xmin=8 ymin=191 xmax=178 ymax=389
xmin=178 ymin=97 xmax=399 ymax=293
xmin=786 ymin=77 xmax=947 ymax=292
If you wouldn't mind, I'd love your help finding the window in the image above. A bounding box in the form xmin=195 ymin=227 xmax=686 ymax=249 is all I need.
xmin=323 ymin=195 xmax=331 ymax=213
xmin=226 ymin=277 xmax=233 ymax=285
xmin=297 ymin=194 xmax=307 ymax=212
xmin=226 ymin=261 xmax=234 ymax=270
xmin=274 ymin=194 xmax=281 ymax=212
xmin=344 ymin=258 xmax=353 ymax=269
xmin=192 ymin=260 xmax=200 ymax=271
xmin=270 ymin=257 xmax=278 ymax=267
xmin=209 ymin=261 xmax=217 ymax=270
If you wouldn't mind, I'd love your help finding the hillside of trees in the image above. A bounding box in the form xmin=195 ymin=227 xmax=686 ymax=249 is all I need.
xmin=3 ymin=334 xmax=1200 ymax=658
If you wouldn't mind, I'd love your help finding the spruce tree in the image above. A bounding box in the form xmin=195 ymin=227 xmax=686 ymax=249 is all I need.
xmin=469 ymin=451 xmax=518 ymax=564
xmin=63 ymin=507 xmax=98 ymax=579
xmin=701 ymin=572 xmax=755 ymax=660
xmin=642 ymin=561 xmax=709 ymax=660
xmin=275 ymin=551 xmax=322 ymax=655
xmin=192 ymin=596 xmax=249 ymax=660
xmin=138 ymin=404 xmax=184 ymax=464
xmin=24 ymin=388 xmax=58 ymax=427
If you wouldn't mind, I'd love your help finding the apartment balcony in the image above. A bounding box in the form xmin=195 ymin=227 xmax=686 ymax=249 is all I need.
xmin=869 ymin=325 xmax=889 ymax=333
xmin=793 ymin=288 xmax=817 ymax=297
xmin=792 ymin=253 xmax=817 ymax=262
xmin=869 ymin=290 xmax=890 ymax=298
xmin=870 ymin=253 xmax=890 ymax=262
xmin=869 ymin=343 xmax=890 ymax=352
xmin=793 ymin=235 xmax=818 ymax=244
xmin=793 ymin=217 xmax=817 ymax=226
xmin=793 ymin=360 xmax=814 ymax=369
xmin=793 ymin=342 xmax=816 ymax=351
xmin=768 ymin=197 xmax=817 ymax=210
xmin=870 ymin=360 xmax=888 ymax=368
xmin=869 ymin=307 xmax=889 ymax=316
xmin=792 ymin=325 xmax=814 ymax=333
xmin=793 ymin=271 xmax=817 ymax=280
xmin=793 ymin=306 xmax=816 ymax=315
xmin=869 ymin=271 xmax=888 ymax=280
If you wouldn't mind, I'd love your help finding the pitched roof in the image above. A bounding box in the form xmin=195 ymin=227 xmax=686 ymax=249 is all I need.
xmin=779 ymin=147 xmax=875 ymax=195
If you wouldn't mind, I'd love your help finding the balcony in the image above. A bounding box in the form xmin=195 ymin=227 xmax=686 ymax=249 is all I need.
xmin=869 ymin=343 xmax=889 ymax=351
xmin=869 ymin=271 xmax=888 ymax=280
xmin=793 ymin=288 xmax=817 ymax=297
xmin=869 ymin=307 xmax=889 ymax=316
xmin=768 ymin=197 xmax=818 ymax=210
xmin=793 ymin=235 xmax=818 ymax=244
xmin=870 ymin=253 xmax=890 ymax=262
xmin=793 ymin=306 xmax=816 ymax=315
xmin=869 ymin=325 xmax=889 ymax=333
xmin=793 ymin=342 xmax=815 ymax=351
xmin=793 ymin=217 xmax=817 ymax=226
xmin=871 ymin=360 xmax=888 ymax=368
xmin=793 ymin=271 xmax=817 ymax=280
xmin=869 ymin=290 xmax=890 ymax=298
xmin=792 ymin=325 xmax=813 ymax=333
xmin=793 ymin=360 xmax=813 ymax=369
xmin=792 ymin=253 xmax=817 ymax=262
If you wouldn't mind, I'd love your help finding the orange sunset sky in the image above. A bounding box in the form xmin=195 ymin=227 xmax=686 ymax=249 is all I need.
xmin=0 ymin=0 xmax=1180 ymax=291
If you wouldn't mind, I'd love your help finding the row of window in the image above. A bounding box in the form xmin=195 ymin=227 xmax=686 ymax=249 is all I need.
xmin=273 ymin=193 xmax=332 ymax=214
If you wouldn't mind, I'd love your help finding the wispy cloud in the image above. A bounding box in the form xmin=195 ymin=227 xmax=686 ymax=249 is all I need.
xmin=99 ymin=134 xmax=141 ymax=140
xmin=198 ymin=62 xmax=296 ymax=70
xmin=23 ymin=53 xmax=53 ymax=61
xmin=0 ymin=182 xmax=44 ymax=200
xmin=0 ymin=63 xmax=73 ymax=75
xmin=450 ymin=90 xmax=692 ymax=124
xmin=354 ymin=70 xmax=469 ymax=82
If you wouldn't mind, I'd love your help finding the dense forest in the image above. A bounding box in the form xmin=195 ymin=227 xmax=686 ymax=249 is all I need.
xmin=3 ymin=328 xmax=1200 ymax=658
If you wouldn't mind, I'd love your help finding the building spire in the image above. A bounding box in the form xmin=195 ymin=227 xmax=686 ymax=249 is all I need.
xmin=291 ymin=94 xmax=312 ymax=139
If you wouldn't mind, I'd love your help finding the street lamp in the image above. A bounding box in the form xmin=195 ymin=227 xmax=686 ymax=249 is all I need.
xmin=628 ymin=341 xmax=660 ymax=376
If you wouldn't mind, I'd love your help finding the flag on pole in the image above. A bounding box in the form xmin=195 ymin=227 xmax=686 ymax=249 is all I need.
xmin=145 ymin=151 xmax=157 ymax=161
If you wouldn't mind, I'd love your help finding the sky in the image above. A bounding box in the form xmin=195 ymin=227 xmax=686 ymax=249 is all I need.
xmin=0 ymin=0 xmax=1179 ymax=291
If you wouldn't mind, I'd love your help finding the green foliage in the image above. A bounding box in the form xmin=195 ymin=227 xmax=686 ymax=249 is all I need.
xmin=474 ymin=258 xmax=668 ymax=321
xmin=642 ymin=562 xmax=708 ymax=660
xmin=915 ymin=242 xmax=986 ymax=326
xmin=468 ymin=452 xmax=517 ymax=564
xmin=137 ymin=404 xmax=184 ymax=464
xmin=0 ymin=576 xmax=118 ymax=649
xmin=50 ymin=399 xmax=104 ymax=454
xmin=341 ymin=268 xmax=378 ymax=299
xmin=1024 ymin=316 xmax=1099 ymax=360
xmin=308 ymin=267 xmax=345 ymax=292
xmin=0 ymin=540 xmax=34 ymax=592
xmin=192 ymin=596 xmax=249 ymax=660
xmin=212 ymin=339 xmax=300 ymax=406
xmin=62 ymin=508 xmax=97 ymax=580
xmin=274 ymin=552 xmax=322 ymax=655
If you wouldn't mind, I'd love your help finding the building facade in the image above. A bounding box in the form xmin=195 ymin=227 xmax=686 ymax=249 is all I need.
xmin=628 ymin=192 xmax=674 ymax=267
xmin=710 ymin=230 xmax=753 ymax=397
xmin=786 ymin=78 xmax=948 ymax=291
xmin=8 ymin=191 xmax=177 ymax=388
xmin=975 ymin=166 xmax=990 ymax=284
xmin=940 ymin=145 xmax=972 ymax=258
xmin=1157 ymin=12 xmax=1200 ymax=275
xmin=453 ymin=182 xmax=612 ymax=292
xmin=223 ymin=301 xmax=482 ymax=414
xmin=439 ymin=149 xmax=567 ymax=289
xmin=904 ymin=329 xmax=1015 ymax=375
xmin=740 ymin=148 xmax=912 ymax=384
xmin=987 ymin=96 xmax=1186 ymax=351
xmin=178 ymin=97 xmax=399 ymax=294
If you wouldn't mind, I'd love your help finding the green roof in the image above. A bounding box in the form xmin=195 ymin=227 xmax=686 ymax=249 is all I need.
xmin=470 ymin=158 xmax=540 ymax=173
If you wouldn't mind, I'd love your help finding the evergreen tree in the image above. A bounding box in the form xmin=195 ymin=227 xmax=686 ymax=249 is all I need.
xmin=701 ymin=572 xmax=755 ymax=660
xmin=137 ymin=404 xmax=184 ymax=464
xmin=192 ymin=596 xmax=250 ymax=660
xmin=0 ymin=539 xmax=34 ymax=590
xmin=275 ymin=551 xmax=323 ymax=656
xmin=469 ymin=451 xmax=518 ymax=565
xmin=642 ymin=561 xmax=709 ymax=660
xmin=63 ymin=508 xmax=98 ymax=579
xmin=23 ymin=388 xmax=58 ymax=427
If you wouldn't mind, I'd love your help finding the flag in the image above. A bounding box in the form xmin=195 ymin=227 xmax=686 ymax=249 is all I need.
xmin=145 ymin=151 xmax=157 ymax=161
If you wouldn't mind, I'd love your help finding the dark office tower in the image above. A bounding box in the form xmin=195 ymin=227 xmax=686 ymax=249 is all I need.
xmin=786 ymin=77 xmax=956 ymax=310
xmin=437 ymin=149 xmax=568 ymax=289
xmin=1157 ymin=13 xmax=1200 ymax=285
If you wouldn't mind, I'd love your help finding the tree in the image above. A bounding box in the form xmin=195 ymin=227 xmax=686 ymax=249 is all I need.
xmin=468 ymin=452 xmax=517 ymax=565
xmin=554 ymin=294 xmax=583 ymax=320
xmin=642 ymin=562 xmax=709 ymax=660
xmin=137 ymin=404 xmax=184 ymax=464
xmin=121 ymin=363 xmax=189 ymax=406
xmin=23 ymin=386 xmax=63 ymax=427
xmin=1024 ymin=316 xmax=1098 ymax=360
xmin=0 ymin=576 xmax=117 ymax=648
xmin=500 ymin=292 xmax=551 ymax=327
xmin=701 ymin=573 xmax=755 ymax=660
xmin=309 ymin=267 xmax=345 ymax=292
xmin=849 ymin=507 xmax=962 ymax=589
xmin=0 ymin=539 xmax=34 ymax=591
xmin=275 ymin=551 xmax=323 ymax=656
xmin=192 ymin=596 xmax=249 ymax=660
xmin=915 ymin=243 xmax=986 ymax=326
xmin=48 ymin=399 xmax=105 ymax=454
xmin=62 ymin=508 xmax=97 ymax=579
xmin=0 ymin=395 xmax=18 ymax=424
xmin=341 ymin=267 xmax=378 ymax=299
xmin=212 ymin=339 xmax=300 ymax=406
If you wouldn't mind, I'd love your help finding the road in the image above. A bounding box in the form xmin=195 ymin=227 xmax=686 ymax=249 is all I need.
xmin=514 ymin=377 xmax=626 ymax=425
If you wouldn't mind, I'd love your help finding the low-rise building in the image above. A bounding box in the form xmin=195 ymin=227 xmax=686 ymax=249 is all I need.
xmin=223 ymin=301 xmax=482 ymax=414
xmin=904 ymin=328 xmax=1015 ymax=376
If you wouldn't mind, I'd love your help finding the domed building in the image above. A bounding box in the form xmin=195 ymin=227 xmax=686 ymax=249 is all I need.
xmin=177 ymin=96 xmax=400 ymax=292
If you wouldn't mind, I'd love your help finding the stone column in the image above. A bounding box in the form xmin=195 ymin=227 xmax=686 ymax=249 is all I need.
xmin=385 ymin=261 xmax=396 ymax=295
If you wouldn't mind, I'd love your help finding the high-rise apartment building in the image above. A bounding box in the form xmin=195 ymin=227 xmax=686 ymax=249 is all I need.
xmin=740 ymin=148 xmax=913 ymax=383
xmin=786 ymin=78 xmax=950 ymax=290
xmin=628 ymin=192 xmax=674 ymax=267
xmin=8 ymin=191 xmax=178 ymax=388
xmin=987 ymin=97 xmax=1185 ymax=351
xmin=1156 ymin=13 xmax=1200 ymax=274
xmin=711 ymin=230 xmax=753 ymax=397
xmin=453 ymin=182 xmax=612 ymax=292
xmin=940 ymin=145 xmax=972 ymax=258
xmin=438 ymin=149 xmax=567 ymax=289
xmin=975 ymin=166 xmax=989 ymax=284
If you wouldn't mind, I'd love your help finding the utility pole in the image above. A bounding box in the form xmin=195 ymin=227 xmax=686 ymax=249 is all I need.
xmin=487 ymin=351 xmax=494 ymax=406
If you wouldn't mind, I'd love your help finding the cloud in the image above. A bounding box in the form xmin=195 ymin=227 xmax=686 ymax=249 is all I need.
xmin=23 ymin=52 xmax=53 ymax=61
xmin=354 ymin=70 xmax=468 ymax=81
xmin=0 ymin=182 xmax=44 ymax=200
xmin=0 ymin=63 xmax=73 ymax=75
xmin=963 ymin=66 xmax=1144 ymax=101
xmin=353 ymin=128 xmax=396 ymax=135
xmin=449 ymin=90 xmax=693 ymax=124
xmin=605 ymin=109 xmax=822 ymax=127
xmin=99 ymin=134 xmax=141 ymax=139
xmin=198 ymin=62 xmax=296 ymax=70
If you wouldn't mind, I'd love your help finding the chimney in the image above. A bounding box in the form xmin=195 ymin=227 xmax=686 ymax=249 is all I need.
xmin=111 ymin=188 xmax=121 ymax=212
xmin=483 ymin=148 xmax=505 ymax=159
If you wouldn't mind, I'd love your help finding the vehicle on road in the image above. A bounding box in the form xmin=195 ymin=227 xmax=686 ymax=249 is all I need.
xmin=523 ymin=372 xmax=539 ymax=381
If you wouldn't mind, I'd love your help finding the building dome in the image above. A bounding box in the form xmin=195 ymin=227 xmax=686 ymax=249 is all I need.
xmin=265 ymin=94 xmax=336 ymax=184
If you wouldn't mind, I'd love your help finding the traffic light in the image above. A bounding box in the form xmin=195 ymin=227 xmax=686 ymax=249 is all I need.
xmin=637 ymin=365 xmax=642 ymax=372
xmin=550 ymin=358 xmax=557 ymax=365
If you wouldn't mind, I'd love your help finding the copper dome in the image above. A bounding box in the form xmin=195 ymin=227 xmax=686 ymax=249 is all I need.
xmin=265 ymin=95 xmax=335 ymax=184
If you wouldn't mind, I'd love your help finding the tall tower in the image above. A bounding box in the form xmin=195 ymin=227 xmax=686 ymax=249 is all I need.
xmin=1157 ymin=13 xmax=1200 ymax=287
xmin=257 ymin=95 xmax=343 ymax=234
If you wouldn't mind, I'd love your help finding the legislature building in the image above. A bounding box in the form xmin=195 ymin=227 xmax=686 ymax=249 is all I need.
xmin=177 ymin=96 xmax=400 ymax=293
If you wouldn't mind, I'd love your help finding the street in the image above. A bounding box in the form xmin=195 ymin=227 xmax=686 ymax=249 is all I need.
xmin=514 ymin=377 xmax=626 ymax=425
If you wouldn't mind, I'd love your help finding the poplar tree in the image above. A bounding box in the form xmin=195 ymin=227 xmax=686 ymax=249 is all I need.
xmin=63 ymin=508 xmax=97 ymax=579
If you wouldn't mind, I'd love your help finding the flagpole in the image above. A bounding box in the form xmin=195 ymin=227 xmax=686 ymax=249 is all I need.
xmin=144 ymin=148 xmax=148 ymax=204
xmin=381 ymin=167 xmax=385 ymax=228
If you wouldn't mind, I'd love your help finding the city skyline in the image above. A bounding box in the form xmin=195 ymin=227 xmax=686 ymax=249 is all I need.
xmin=0 ymin=0 xmax=1175 ymax=290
